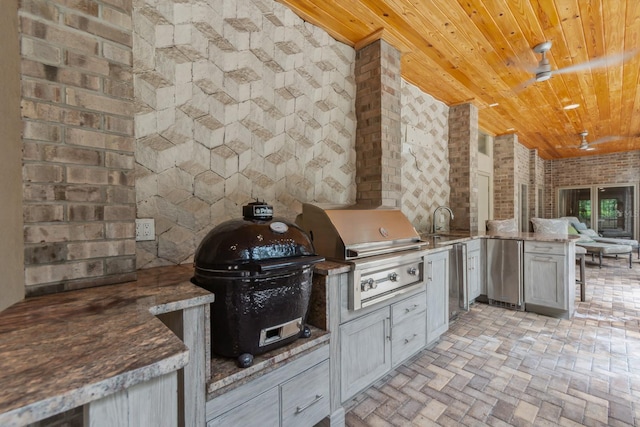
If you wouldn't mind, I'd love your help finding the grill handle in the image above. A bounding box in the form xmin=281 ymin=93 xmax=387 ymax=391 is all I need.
xmin=346 ymin=241 xmax=425 ymax=259
xmin=254 ymin=255 xmax=325 ymax=272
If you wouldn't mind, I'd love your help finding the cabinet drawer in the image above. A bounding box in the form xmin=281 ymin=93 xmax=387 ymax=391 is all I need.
xmin=391 ymin=292 xmax=426 ymax=325
xmin=207 ymin=387 xmax=279 ymax=427
xmin=391 ymin=315 xmax=426 ymax=366
xmin=281 ymin=360 xmax=330 ymax=427
xmin=524 ymin=241 xmax=566 ymax=255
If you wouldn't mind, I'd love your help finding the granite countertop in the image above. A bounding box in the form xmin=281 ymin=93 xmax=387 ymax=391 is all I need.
xmin=0 ymin=265 xmax=213 ymax=427
xmin=420 ymin=231 xmax=579 ymax=248
xmin=206 ymin=327 xmax=329 ymax=400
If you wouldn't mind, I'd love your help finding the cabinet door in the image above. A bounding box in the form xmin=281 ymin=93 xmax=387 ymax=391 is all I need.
xmin=340 ymin=308 xmax=391 ymax=401
xmin=426 ymin=251 xmax=449 ymax=345
xmin=467 ymin=247 xmax=481 ymax=301
xmin=523 ymin=253 xmax=566 ymax=310
xmin=207 ymin=387 xmax=279 ymax=427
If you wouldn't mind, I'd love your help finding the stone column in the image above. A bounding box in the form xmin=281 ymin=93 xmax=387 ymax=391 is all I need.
xmin=448 ymin=103 xmax=479 ymax=232
xmin=354 ymin=38 xmax=402 ymax=207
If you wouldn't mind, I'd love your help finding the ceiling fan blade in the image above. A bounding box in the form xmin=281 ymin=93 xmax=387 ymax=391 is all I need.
xmin=512 ymin=77 xmax=537 ymax=93
xmin=590 ymin=135 xmax=625 ymax=145
xmin=553 ymin=50 xmax=639 ymax=75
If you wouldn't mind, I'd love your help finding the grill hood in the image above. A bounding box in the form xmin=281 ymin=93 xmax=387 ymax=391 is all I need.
xmin=297 ymin=203 xmax=423 ymax=260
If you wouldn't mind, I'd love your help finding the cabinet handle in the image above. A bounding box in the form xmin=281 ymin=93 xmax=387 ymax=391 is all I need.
xmin=404 ymin=334 xmax=418 ymax=344
xmin=427 ymin=261 xmax=433 ymax=281
xmin=405 ymin=304 xmax=419 ymax=313
xmin=295 ymin=394 xmax=323 ymax=414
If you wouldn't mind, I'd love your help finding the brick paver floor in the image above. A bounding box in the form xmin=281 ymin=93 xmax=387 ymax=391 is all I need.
xmin=345 ymin=255 xmax=640 ymax=426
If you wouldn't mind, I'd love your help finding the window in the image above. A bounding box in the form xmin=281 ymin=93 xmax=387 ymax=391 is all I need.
xmin=558 ymin=184 xmax=637 ymax=240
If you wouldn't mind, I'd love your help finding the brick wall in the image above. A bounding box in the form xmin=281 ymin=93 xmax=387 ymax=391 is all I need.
xmin=20 ymin=0 xmax=136 ymax=295
xmin=493 ymin=134 xmax=517 ymax=222
xmin=354 ymin=39 xmax=402 ymax=207
xmin=545 ymin=151 xmax=640 ymax=216
xmin=448 ymin=103 xmax=479 ymax=232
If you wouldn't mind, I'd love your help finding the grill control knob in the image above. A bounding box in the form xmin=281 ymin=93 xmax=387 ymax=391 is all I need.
xmin=407 ymin=267 xmax=417 ymax=276
xmin=388 ymin=272 xmax=398 ymax=282
xmin=360 ymin=278 xmax=374 ymax=291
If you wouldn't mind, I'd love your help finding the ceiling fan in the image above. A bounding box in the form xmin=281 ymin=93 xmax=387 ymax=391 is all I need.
xmin=515 ymin=41 xmax=638 ymax=90
xmin=576 ymin=131 xmax=624 ymax=151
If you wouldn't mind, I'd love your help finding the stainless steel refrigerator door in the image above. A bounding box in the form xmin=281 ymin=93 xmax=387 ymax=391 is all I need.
xmin=486 ymin=239 xmax=523 ymax=307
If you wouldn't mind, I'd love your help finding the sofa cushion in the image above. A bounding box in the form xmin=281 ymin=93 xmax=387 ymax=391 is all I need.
xmin=486 ymin=218 xmax=517 ymax=233
xmin=531 ymin=218 xmax=568 ymax=234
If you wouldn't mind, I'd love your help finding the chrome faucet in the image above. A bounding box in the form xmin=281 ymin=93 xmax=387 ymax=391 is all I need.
xmin=432 ymin=206 xmax=454 ymax=234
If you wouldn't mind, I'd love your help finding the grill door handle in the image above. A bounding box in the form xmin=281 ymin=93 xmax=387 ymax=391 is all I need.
xmin=295 ymin=394 xmax=323 ymax=414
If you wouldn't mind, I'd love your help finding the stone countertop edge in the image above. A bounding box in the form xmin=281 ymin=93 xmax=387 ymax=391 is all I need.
xmin=0 ymin=265 xmax=212 ymax=427
xmin=312 ymin=231 xmax=578 ymax=277
xmin=206 ymin=329 xmax=330 ymax=400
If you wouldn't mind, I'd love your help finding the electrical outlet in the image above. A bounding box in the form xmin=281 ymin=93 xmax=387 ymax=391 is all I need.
xmin=135 ymin=218 xmax=155 ymax=241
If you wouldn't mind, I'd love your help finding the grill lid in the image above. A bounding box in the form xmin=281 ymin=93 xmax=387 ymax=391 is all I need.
xmin=194 ymin=201 xmax=322 ymax=275
xmin=297 ymin=203 xmax=423 ymax=260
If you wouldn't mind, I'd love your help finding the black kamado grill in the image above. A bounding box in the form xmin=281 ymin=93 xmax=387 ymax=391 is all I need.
xmin=192 ymin=201 xmax=324 ymax=367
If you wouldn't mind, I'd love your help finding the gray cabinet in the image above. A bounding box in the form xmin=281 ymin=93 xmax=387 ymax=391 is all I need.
xmin=338 ymin=289 xmax=427 ymax=402
xmin=523 ymin=241 xmax=575 ymax=318
xmin=205 ymin=346 xmax=330 ymax=427
xmin=391 ymin=293 xmax=427 ymax=366
xmin=340 ymin=308 xmax=391 ymax=400
xmin=426 ymin=250 xmax=449 ymax=345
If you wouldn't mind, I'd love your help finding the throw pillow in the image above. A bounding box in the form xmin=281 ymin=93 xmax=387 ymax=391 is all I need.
xmin=572 ymin=221 xmax=588 ymax=231
xmin=567 ymin=224 xmax=579 ymax=235
xmin=530 ymin=218 xmax=569 ymax=234
xmin=580 ymin=228 xmax=600 ymax=238
xmin=486 ymin=218 xmax=517 ymax=233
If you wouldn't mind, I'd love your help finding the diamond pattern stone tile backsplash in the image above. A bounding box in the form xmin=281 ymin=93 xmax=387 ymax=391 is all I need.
xmin=133 ymin=0 xmax=358 ymax=266
xmin=400 ymin=81 xmax=450 ymax=234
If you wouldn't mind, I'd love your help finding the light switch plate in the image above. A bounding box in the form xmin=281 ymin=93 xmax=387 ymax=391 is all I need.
xmin=135 ymin=218 xmax=155 ymax=241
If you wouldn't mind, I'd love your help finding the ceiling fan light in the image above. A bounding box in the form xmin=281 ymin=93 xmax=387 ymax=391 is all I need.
xmin=536 ymin=71 xmax=552 ymax=82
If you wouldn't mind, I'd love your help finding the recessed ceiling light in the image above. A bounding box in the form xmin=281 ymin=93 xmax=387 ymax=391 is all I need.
xmin=563 ymin=103 xmax=580 ymax=110
xmin=506 ymin=128 xmax=515 ymax=131
xmin=489 ymin=103 xmax=499 ymax=107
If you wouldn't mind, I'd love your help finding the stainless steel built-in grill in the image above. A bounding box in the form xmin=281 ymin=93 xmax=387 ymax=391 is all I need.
xmin=297 ymin=204 xmax=427 ymax=310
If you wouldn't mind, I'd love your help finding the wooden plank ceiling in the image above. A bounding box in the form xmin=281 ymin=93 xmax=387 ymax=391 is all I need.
xmin=277 ymin=0 xmax=640 ymax=159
